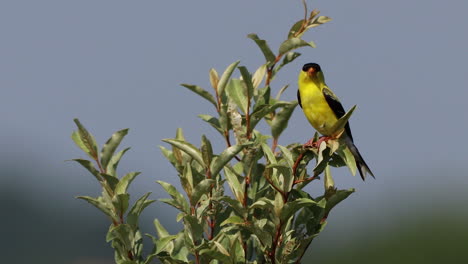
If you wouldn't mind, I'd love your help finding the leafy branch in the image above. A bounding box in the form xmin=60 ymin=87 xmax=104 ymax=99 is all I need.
xmin=71 ymin=119 xmax=153 ymax=263
xmin=71 ymin=1 xmax=361 ymax=264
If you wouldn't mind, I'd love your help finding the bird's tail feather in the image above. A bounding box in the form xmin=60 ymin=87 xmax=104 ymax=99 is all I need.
xmin=344 ymin=137 xmax=374 ymax=181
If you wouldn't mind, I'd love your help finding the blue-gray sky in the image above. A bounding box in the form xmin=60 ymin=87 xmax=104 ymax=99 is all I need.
xmin=1 ymin=1 xmax=467 ymax=263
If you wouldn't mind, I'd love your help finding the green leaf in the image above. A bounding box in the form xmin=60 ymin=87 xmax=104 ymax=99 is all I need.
xmin=280 ymin=198 xmax=317 ymax=221
xmin=175 ymin=127 xmax=185 ymax=140
xmin=263 ymin=175 xmax=281 ymax=201
xmin=309 ymin=40 xmax=317 ymax=48
xmin=273 ymin=191 xmax=284 ymax=217
xmin=231 ymin=234 xmax=245 ymax=263
xmin=338 ymin=146 xmax=357 ymax=176
xmin=167 ymin=232 xmax=190 ymax=261
xmin=210 ymin=144 xmax=247 ymax=177
xmin=278 ymin=146 xmax=294 ymax=192
xmin=314 ymin=141 xmax=331 ymax=175
xmin=328 ymin=139 xmax=340 ymax=154
xmin=200 ymin=135 xmax=213 ymax=169
xmin=100 ymin=128 xmax=129 ymax=171
xmin=192 ymin=198 xmax=212 ymax=219
xmin=249 ymin=197 xmax=274 ymax=211
xmin=251 ymin=218 xmax=273 ymax=247
xmin=107 ymin=223 xmax=133 ymax=248
xmin=271 ymin=102 xmax=298 ymax=139
xmin=274 ymin=52 xmax=301 ymax=76
xmin=72 ymin=159 xmax=101 ymax=181
xmin=184 ymin=215 xmax=204 ymax=241
xmin=278 ymin=145 xmax=294 ymax=169
xmin=198 ymin=115 xmax=223 ymax=135
xmin=219 ymin=196 xmax=246 ymax=218
xmin=269 ymin=164 xmax=293 ymax=193
xmin=224 ymin=167 xmax=244 ymax=203
xmin=180 ymin=165 xmax=194 ymax=197
xmin=209 ymin=68 xmax=219 ymax=90
xmin=112 ymin=193 xmax=130 ymax=215
xmin=226 ymin=79 xmax=248 ymax=114
xmin=127 ymin=192 xmax=154 ymax=227
xmin=76 ymin=195 xmax=113 ymax=218
xmin=261 ymin=143 xmax=276 ymax=164
xmin=106 ymin=147 xmax=131 ymax=177
xmin=71 ymin=131 xmax=89 ymax=157
xmin=251 ymin=101 xmax=293 ymax=129
xmin=316 ymin=141 xmax=327 ymax=165
xmin=157 ymin=181 xmax=189 ymax=213
xmin=252 ymin=64 xmax=267 ymax=89
xmin=254 ymin=85 xmax=270 ymax=105
xmin=328 ymin=152 xmax=347 ymax=168
xmin=162 ymin=139 xmax=204 ymax=167
xmin=213 ymin=241 xmax=231 ymax=257
xmin=308 ymin=16 xmax=332 ymax=28
xmin=249 ymin=105 xmax=269 ymax=130
xmin=190 ymin=179 xmax=214 ymax=206
xmin=181 ymin=84 xmax=217 ymax=107
xmin=199 ymin=247 xmax=231 ymax=264
xmin=238 ymin=66 xmax=254 ymax=103
xmin=329 ymin=105 xmax=356 ymax=136
xmin=153 ymin=218 xmax=170 ymax=238
xmin=247 ymin=34 xmax=276 ymax=65
xmin=278 ymin=38 xmax=314 ymax=55
xmin=101 ymin=173 xmax=119 ymax=191
xmin=324 ymin=188 xmax=355 ymax=214
xmin=218 ymin=61 xmax=240 ymax=97
xmin=221 ymin=215 xmax=244 ymax=226
xmin=324 ymin=165 xmax=334 ymax=190
xmin=218 ymin=105 xmax=230 ymax=131
xmin=275 ymin=85 xmax=290 ymax=100
xmin=115 ymin=172 xmax=141 ymax=195
xmin=155 ymin=235 xmax=178 ymax=255
xmin=72 ymin=119 xmax=99 ymax=160
xmin=316 ymin=16 xmax=332 ymax=23
xmin=288 ymin=19 xmax=306 ymax=39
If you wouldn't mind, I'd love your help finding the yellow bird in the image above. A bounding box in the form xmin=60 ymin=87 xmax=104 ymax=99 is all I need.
xmin=297 ymin=63 xmax=374 ymax=180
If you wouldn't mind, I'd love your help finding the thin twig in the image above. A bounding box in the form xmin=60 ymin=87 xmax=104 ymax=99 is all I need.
xmin=302 ymin=0 xmax=307 ymax=22
xmin=205 ymin=168 xmax=215 ymax=240
xmin=271 ymin=137 xmax=279 ymax=153
xmin=265 ymin=54 xmax=283 ymax=86
xmin=269 ymin=220 xmax=284 ymax=264
xmin=294 ymin=0 xmax=310 ymax=38
xmin=264 ymin=174 xmax=286 ymax=201
xmin=293 ymin=175 xmax=318 ymax=185
xmin=224 ymin=130 xmax=241 ymax=161
xmin=292 ymin=152 xmax=304 ymax=177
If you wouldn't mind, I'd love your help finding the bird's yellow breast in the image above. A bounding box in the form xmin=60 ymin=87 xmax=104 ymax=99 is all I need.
xmin=298 ymin=80 xmax=338 ymax=136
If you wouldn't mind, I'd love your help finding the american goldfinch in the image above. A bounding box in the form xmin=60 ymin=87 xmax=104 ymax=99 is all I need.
xmin=297 ymin=63 xmax=374 ymax=180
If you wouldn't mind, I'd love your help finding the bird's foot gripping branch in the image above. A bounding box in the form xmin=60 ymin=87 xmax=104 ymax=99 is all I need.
xmin=71 ymin=1 xmax=366 ymax=263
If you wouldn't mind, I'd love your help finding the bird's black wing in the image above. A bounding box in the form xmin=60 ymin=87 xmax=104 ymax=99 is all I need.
xmin=297 ymin=89 xmax=302 ymax=108
xmin=322 ymin=87 xmax=354 ymax=142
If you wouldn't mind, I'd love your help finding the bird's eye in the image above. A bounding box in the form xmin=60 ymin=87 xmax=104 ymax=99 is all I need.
xmin=302 ymin=63 xmax=321 ymax=73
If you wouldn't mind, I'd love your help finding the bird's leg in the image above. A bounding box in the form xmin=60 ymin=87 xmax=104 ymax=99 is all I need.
xmin=303 ymin=137 xmax=316 ymax=148
xmin=304 ymin=136 xmax=333 ymax=149
xmin=315 ymin=136 xmax=333 ymax=148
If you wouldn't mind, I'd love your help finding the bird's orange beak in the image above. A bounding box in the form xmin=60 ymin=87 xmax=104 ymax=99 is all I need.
xmin=307 ymin=67 xmax=316 ymax=77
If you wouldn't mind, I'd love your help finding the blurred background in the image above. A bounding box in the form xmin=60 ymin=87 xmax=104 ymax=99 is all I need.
xmin=1 ymin=0 xmax=467 ymax=263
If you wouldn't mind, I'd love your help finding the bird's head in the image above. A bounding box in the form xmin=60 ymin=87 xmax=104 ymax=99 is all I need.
xmin=299 ymin=63 xmax=325 ymax=85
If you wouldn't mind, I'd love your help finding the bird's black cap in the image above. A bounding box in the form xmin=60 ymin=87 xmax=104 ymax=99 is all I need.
xmin=302 ymin=63 xmax=321 ymax=72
